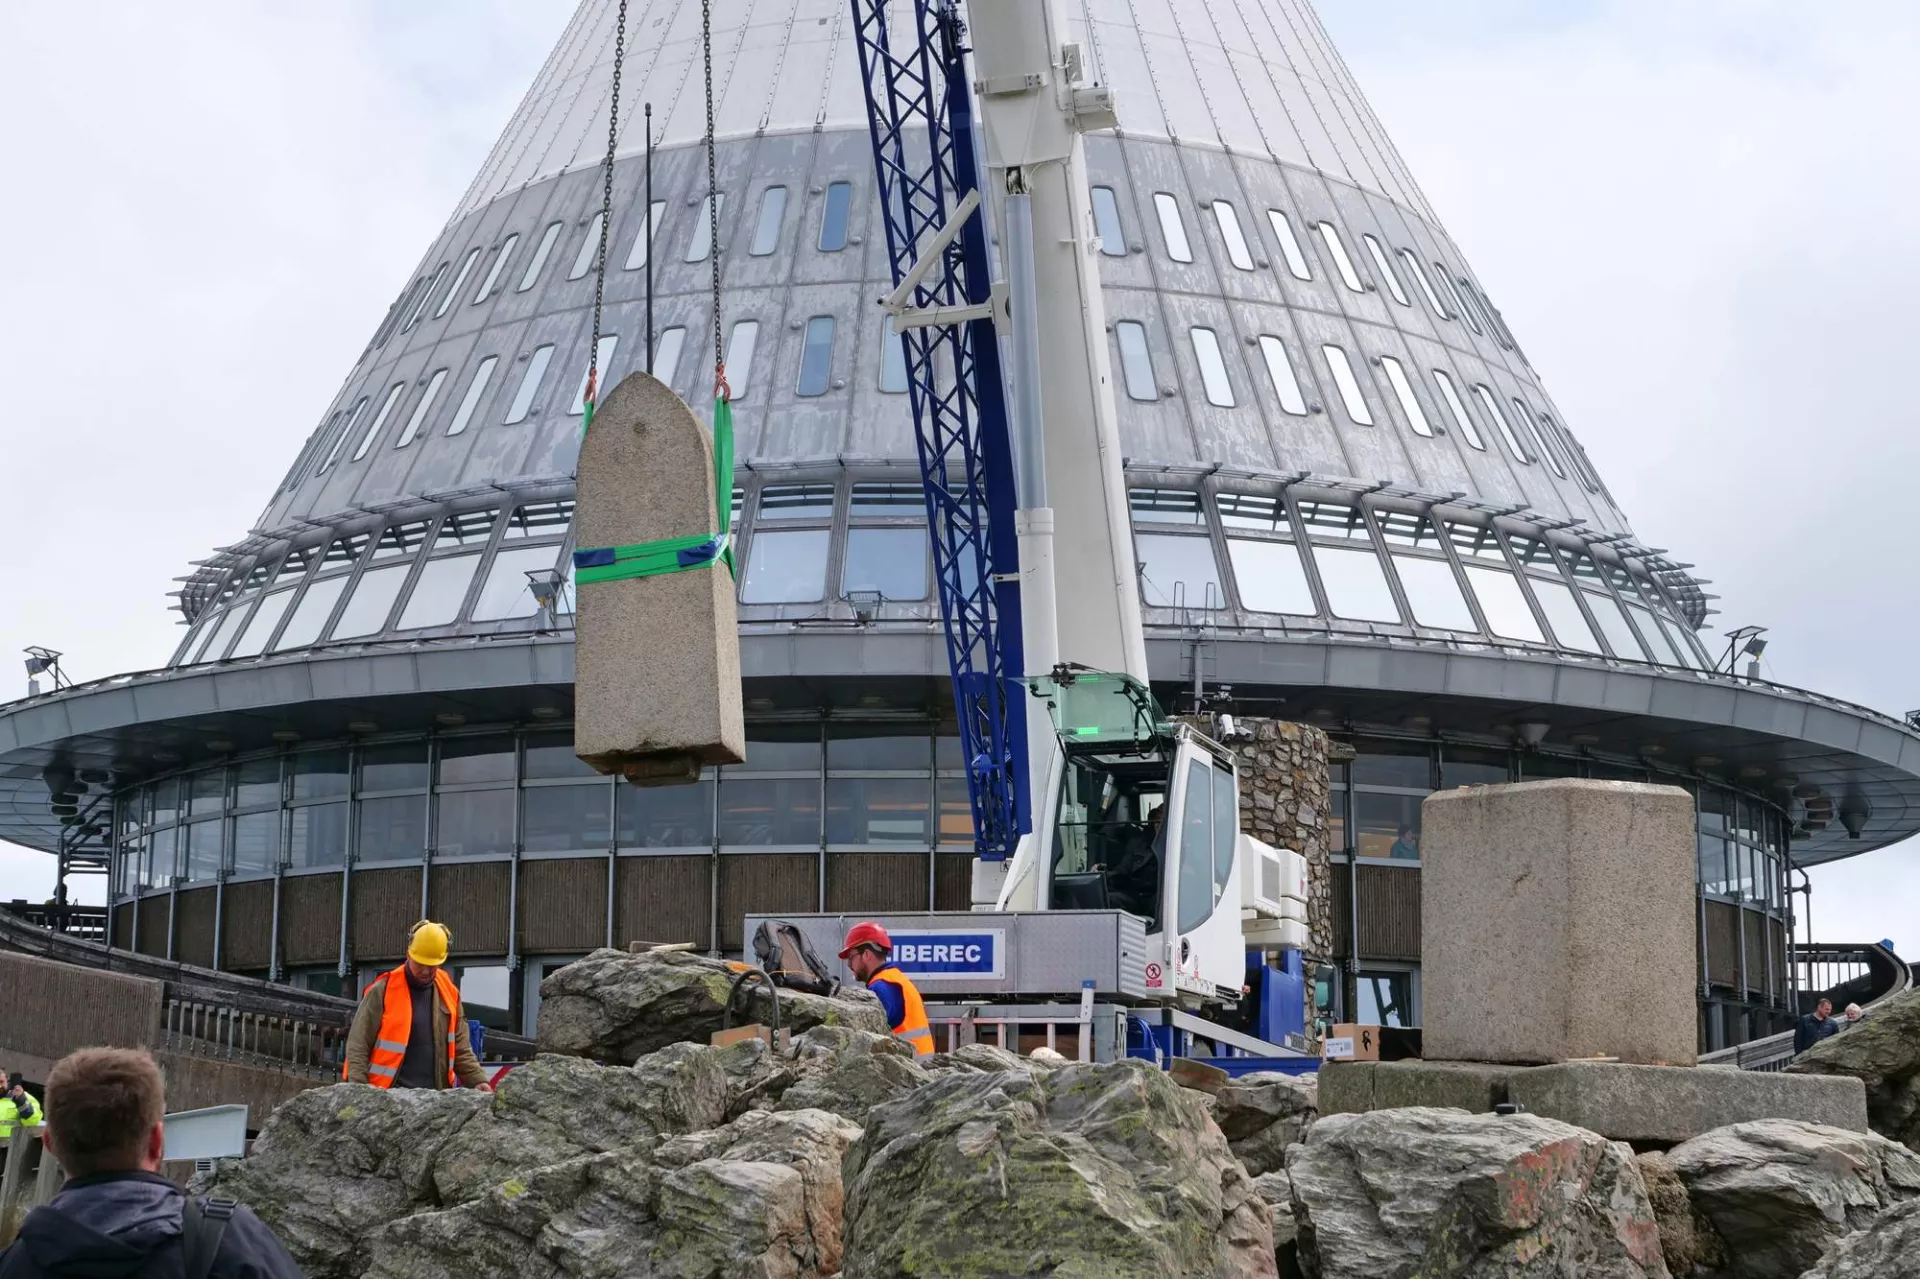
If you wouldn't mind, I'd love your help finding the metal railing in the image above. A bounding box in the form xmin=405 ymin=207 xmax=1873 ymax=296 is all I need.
xmin=0 ymin=902 xmax=106 ymax=943
xmin=1701 ymin=940 xmax=1911 ymax=1072
xmin=162 ymin=998 xmax=349 ymax=1079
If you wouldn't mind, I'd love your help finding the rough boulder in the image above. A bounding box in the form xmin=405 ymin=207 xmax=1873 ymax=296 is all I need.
xmin=199 ymin=1084 xmax=489 ymax=1278
xmin=840 ymin=1057 xmax=1277 ymax=1278
xmin=1285 ymin=1107 xmax=1668 ymax=1278
xmin=535 ymin=947 xmax=888 ymax=1064
xmin=1664 ymin=1118 xmax=1920 ymax=1279
xmin=429 ymin=1044 xmax=729 ymax=1205
xmin=1211 ymin=1071 xmax=1317 ymax=1176
xmin=1799 ymin=1196 xmax=1920 ymax=1278
xmin=364 ymin=1107 xmax=862 ymax=1279
xmin=1788 ymin=987 xmax=1920 ymax=1153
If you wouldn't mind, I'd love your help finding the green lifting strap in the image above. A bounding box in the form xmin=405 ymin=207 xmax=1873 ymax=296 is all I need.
xmin=574 ymin=396 xmax=735 ymax=585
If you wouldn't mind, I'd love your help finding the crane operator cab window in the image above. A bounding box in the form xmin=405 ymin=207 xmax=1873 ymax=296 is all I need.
xmin=1050 ymin=758 xmax=1166 ymax=930
xmin=1029 ymin=670 xmax=1177 ymax=933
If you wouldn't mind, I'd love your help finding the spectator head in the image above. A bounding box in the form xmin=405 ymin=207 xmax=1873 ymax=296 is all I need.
xmin=1397 ymin=824 xmax=1414 ymax=840
xmin=1815 ymin=998 xmax=1833 ymax=1017
xmin=44 ymin=1048 xmax=166 ymax=1177
xmin=1845 ymin=1003 xmax=1864 ymax=1021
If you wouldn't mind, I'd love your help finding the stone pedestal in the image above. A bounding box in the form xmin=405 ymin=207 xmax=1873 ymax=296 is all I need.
xmin=573 ymin=372 xmax=745 ymax=781
xmin=1422 ymin=779 xmax=1697 ymax=1066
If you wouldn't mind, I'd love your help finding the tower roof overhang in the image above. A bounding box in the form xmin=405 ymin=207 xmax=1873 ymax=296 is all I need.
xmin=1 ymin=631 xmax=1915 ymax=867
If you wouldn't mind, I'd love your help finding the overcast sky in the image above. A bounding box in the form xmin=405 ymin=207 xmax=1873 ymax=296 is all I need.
xmin=1 ymin=1 xmax=1914 ymax=953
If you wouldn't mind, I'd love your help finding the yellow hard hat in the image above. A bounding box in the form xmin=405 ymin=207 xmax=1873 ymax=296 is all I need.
xmin=406 ymin=919 xmax=451 ymax=967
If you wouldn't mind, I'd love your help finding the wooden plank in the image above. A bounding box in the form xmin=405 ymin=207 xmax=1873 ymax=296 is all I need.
xmin=30 ymin=1137 xmax=62 ymax=1208
xmin=0 ymin=1133 xmax=32 ymax=1246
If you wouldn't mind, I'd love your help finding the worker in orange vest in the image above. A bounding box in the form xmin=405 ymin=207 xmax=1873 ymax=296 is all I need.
xmin=838 ymin=922 xmax=934 ymax=1056
xmin=344 ymin=920 xmax=492 ymax=1090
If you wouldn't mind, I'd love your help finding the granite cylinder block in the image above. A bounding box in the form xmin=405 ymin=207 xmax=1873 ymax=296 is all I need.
xmin=1422 ymin=779 xmax=1697 ymax=1066
xmin=574 ymin=372 xmax=745 ymax=782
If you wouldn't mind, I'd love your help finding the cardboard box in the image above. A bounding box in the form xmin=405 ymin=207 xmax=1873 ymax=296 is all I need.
xmin=1322 ymin=1023 xmax=1382 ymax=1062
xmin=709 ymin=1023 xmax=791 ymax=1052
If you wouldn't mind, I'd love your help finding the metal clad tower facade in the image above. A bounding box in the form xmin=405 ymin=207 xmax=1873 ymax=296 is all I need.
xmin=4 ymin=0 xmax=1916 ymax=1049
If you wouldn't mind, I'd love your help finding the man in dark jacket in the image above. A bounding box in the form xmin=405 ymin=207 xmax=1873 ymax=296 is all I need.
xmin=0 ymin=1047 xmax=304 ymax=1278
xmin=1793 ymin=997 xmax=1841 ymax=1055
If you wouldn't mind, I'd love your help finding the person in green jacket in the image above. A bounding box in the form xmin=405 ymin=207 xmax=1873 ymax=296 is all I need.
xmin=0 ymin=1074 xmax=42 ymax=1140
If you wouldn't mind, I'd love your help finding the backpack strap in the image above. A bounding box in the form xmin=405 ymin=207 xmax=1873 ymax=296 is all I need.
xmin=182 ymin=1196 xmax=236 ymax=1279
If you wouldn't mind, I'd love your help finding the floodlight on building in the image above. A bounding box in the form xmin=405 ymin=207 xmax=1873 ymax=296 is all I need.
xmin=23 ymin=647 xmax=68 ymax=697
xmin=1718 ymin=626 xmax=1768 ymax=676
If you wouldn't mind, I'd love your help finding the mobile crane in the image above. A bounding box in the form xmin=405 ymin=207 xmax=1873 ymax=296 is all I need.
xmin=740 ymin=0 xmax=1313 ymax=1072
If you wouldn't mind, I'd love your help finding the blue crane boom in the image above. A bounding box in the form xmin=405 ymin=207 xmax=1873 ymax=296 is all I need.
xmin=848 ymin=0 xmax=1028 ymax=861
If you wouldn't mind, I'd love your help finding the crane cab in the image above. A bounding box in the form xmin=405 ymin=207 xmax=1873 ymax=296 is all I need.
xmin=1005 ymin=670 xmax=1248 ymax=1005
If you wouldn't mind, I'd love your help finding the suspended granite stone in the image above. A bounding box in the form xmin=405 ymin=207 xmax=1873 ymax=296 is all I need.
xmin=573 ymin=372 xmax=744 ymax=783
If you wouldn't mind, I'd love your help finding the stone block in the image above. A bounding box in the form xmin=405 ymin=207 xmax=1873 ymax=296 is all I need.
xmin=1422 ymin=779 xmax=1697 ymax=1065
xmin=1317 ymin=1059 xmax=1520 ymax=1115
xmin=1508 ymin=1062 xmax=1869 ymax=1145
xmin=573 ymin=372 xmax=744 ymax=780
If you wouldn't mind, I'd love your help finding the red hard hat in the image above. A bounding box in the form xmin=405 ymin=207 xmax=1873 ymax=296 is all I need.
xmin=838 ymin=921 xmax=892 ymax=959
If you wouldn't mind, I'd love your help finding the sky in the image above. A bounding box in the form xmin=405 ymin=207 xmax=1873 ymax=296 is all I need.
xmin=0 ymin=1 xmax=1914 ymax=953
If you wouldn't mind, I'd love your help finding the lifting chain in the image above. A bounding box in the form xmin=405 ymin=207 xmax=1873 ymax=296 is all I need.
xmin=703 ymin=0 xmax=729 ymax=402
xmin=585 ymin=0 xmax=628 ymax=427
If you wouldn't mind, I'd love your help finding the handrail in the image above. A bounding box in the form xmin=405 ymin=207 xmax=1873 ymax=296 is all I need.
xmin=1700 ymin=939 xmax=1910 ymax=1072
xmin=0 ymin=903 xmax=106 ymax=943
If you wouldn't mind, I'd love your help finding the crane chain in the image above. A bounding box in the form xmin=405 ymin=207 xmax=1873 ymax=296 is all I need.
xmin=703 ymin=0 xmax=728 ymax=402
xmin=586 ymin=0 xmax=628 ymax=425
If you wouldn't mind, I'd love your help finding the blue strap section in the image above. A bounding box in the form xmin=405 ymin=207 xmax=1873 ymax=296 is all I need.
xmin=676 ymin=535 xmax=726 ymax=569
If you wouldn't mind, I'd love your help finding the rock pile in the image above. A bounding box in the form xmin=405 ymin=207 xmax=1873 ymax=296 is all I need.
xmin=199 ymin=950 xmax=1920 ymax=1278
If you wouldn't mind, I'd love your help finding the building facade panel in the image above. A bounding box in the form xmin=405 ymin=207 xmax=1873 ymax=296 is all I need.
xmin=616 ymin=854 xmax=713 ymax=952
xmin=175 ymin=887 xmax=216 ymax=970
xmin=280 ymin=874 xmax=342 ymax=968
xmin=520 ymin=856 xmax=611 ymax=954
xmin=221 ymin=880 xmax=274 ymax=973
xmin=350 ymin=867 xmax=421 ymax=964
xmin=430 ymin=862 xmax=513 ymax=957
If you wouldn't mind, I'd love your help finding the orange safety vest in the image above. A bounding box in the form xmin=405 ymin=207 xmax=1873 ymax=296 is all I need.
xmin=346 ymin=965 xmax=463 ymax=1088
xmin=870 ymin=966 xmax=934 ymax=1056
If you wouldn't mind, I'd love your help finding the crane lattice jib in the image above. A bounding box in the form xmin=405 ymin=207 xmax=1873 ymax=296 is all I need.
xmin=849 ymin=0 xmax=1028 ymax=860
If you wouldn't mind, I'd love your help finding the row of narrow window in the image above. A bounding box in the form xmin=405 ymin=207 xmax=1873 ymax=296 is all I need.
xmin=316 ymin=307 xmax=1591 ymax=494
xmin=336 ymin=179 xmax=1590 ymax=493
xmin=1093 ymin=187 xmax=1520 ymax=352
xmin=371 ymin=181 xmax=861 ymax=355
xmin=1112 ymin=319 xmax=1593 ymax=485
xmin=311 ymin=309 xmax=909 ymax=479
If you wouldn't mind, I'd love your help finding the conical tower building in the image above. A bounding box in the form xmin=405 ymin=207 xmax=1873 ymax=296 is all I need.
xmin=3 ymin=0 xmax=1913 ymax=1048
